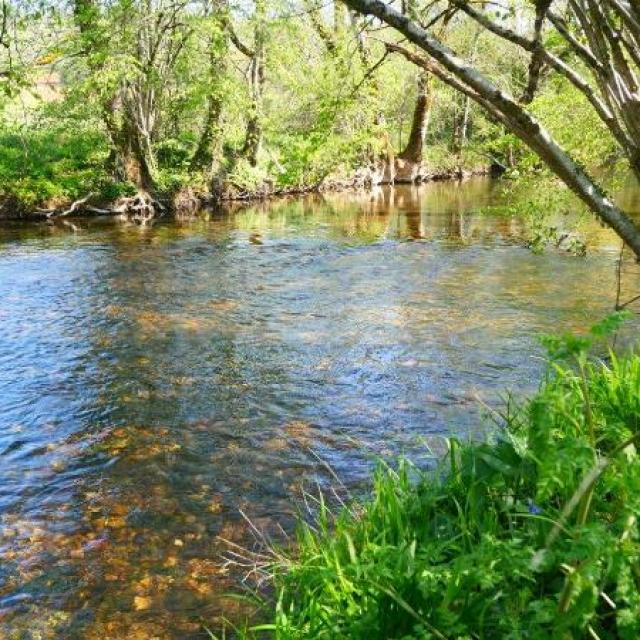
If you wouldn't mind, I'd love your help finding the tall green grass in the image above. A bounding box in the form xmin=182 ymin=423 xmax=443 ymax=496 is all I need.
xmin=226 ymin=315 xmax=640 ymax=639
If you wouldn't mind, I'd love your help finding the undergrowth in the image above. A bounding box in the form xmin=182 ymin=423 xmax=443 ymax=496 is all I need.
xmin=0 ymin=126 xmax=130 ymax=209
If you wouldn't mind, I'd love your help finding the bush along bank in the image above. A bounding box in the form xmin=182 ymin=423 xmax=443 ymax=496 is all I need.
xmin=224 ymin=314 xmax=640 ymax=640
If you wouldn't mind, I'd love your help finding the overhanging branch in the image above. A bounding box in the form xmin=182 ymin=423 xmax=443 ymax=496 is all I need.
xmin=341 ymin=0 xmax=640 ymax=258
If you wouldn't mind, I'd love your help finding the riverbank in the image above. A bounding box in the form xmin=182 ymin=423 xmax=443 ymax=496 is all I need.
xmin=0 ymin=156 xmax=496 ymax=222
xmin=228 ymin=319 xmax=640 ymax=639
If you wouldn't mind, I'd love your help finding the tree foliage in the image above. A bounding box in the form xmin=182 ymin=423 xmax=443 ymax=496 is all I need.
xmin=341 ymin=0 xmax=640 ymax=257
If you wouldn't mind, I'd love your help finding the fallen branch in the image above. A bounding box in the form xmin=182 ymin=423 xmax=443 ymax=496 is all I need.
xmin=48 ymin=193 xmax=95 ymax=218
xmin=33 ymin=192 xmax=166 ymax=223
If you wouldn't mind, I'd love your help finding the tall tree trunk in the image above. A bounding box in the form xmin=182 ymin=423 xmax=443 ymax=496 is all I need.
xmin=74 ymin=0 xmax=157 ymax=193
xmin=241 ymin=60 xmax=264 ymax=166
xmin=394 ymin=0 xmax=432 ymax=181
xmin=191 ymin=1 xmax=229 ymax=175
xmin=101 ymin=90 xmax=157 ymax=193
xmin=120 ymin=102 xmax=157 ymax=192
xmin=74 ymin=0 xmax=127 ymax=184
xmin=452 ymin=93 xmax=471 ymax=154
xmin=241 ymin=0 xmax=266 ymax=166
xmin=398 ymin=73 xmax=431 ymax=163
xmin=191 ymin=93 xmax=225 ymax=172
xmin=452 ymin=27 xmax=480 ymax=154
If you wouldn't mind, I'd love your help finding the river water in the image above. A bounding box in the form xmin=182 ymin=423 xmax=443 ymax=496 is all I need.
xmin=0 ymin=179 xmax=638 ymax=638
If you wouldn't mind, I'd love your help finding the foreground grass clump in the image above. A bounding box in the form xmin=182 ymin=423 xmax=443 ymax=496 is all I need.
xmin=233 ymin=323 xmax=640 ymax=639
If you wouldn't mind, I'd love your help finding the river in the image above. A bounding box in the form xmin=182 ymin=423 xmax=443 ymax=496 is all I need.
xmin=0 ymin=178 xmax=638 ymax=638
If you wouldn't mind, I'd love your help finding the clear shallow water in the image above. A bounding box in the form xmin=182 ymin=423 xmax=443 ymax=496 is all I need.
xmin=0 ymin=179 xmax=638 ymax=638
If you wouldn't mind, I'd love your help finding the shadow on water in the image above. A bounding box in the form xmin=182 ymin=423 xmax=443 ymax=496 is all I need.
xmin=0 ymin=179 xmax=639 ymax=638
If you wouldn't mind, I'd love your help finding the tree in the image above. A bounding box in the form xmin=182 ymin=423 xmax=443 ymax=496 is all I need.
xmin=190 ymin=0 xmax=230 ymax=178
xmin=341 ymin=0 xmax=640 ymax=259
xmin=0 ymin=1 xmax=10 ymax=85
xmin=229 ymin=0 xmax=267 ymax=167
xmin=393 ymin=0 xmax=433 ymax=181
xmin=74 ymin=0 xmax=192 ymax=194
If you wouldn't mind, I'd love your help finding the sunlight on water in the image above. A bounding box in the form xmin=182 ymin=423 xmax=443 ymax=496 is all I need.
xmin=0 ymin=179 xmax=638 ymax=638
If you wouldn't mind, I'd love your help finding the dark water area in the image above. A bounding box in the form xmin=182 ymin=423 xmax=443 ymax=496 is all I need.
xmin=0 ymin=179 xmax=638 ymax=638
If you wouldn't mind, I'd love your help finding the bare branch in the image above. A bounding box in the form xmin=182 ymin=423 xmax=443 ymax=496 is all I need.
xmin=547 ymin=10 xmax=604 ymax=73
xmin=226 ymin=18 xmax=255 ymax=57
xmin=450 ymin=1 xmax=637 ymax=155
xmin=521 ymin=0 xmax=552 ymax=104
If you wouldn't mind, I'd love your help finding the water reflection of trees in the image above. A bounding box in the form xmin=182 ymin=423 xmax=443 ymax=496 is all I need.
xmin=226 ymin=178 xmax=524 ymax=244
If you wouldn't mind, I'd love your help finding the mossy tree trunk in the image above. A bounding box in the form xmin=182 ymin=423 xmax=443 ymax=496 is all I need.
xmin=239 ymin=0 xmax=266 ymax=167
xmin=398 ymin=73 xmax=431 ymax=164
xmin=191 ymin=0 xmax=230 ymax=177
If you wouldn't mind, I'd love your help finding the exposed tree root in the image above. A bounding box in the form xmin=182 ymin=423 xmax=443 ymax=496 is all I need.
xmin=353 ymin=159 xmax=493 ymax=186
xmin=33 ymin=192 xmax=165 ymax=224
xmin=172 ymin=187 xmax=201 ymax=218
